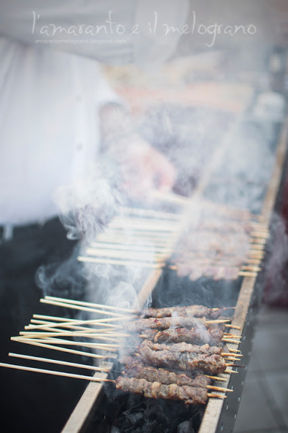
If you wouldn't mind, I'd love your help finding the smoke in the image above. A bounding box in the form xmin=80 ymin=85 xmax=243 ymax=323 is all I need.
xmin=54 ymin=161 xmax=124 ymax=243
xmin=35 ymin=8 xmax=287 ymax=349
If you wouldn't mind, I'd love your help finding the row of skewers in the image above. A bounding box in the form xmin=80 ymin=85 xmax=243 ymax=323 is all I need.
xmin=78 ymin=195 xmax=269 ymax=281
xmin=0 ymin=296 xmax=242 ymax=405
xmin=172 ymin=207 xmax=269 ymax=280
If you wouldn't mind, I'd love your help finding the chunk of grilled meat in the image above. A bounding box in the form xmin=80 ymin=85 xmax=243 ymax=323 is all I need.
xmin=116 ymin=376 xmax=208 ymax=404
xmin=138 ymin=340 xmax=226 ymax=375
xmin=142 ymin=305 xmax=223 ymax=319
xmin=125 ymin=316 xmax=207 ymax=333
xmin=123 ymin=357 xmax=211 ymax=388
xmin=147 ymin=342 xmax=222 ymax=355
xmin=141 ymin=326 xmax=224 ymax=345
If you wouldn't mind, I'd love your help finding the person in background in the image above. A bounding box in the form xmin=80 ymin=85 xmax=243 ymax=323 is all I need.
xmin=0 ymin=1 xmax=189 ymax=432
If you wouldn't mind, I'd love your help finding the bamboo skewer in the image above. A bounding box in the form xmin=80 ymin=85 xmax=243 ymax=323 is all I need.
xmin=108 ymin=223 xmax=180 ymax=233
xmin=8 ymin=353 xmax=111 ymax=373
xmin=26 ymin=317 xmax=123 ymax=331
xmin=78 ymin=256 xmax=164 ymax=268
xmin=206 ymin=375 xmax=227 ymax=382
xmin=119 ymin=206 xmax=181 ymax=220
xmin=222 ymin=339 xmax=241 ymax=344
xmin=90 ymin=242 xmax=172 ymax=253
xmin=0 ymin=362 xmax=113 ymax=382
xmin=238 ymin=272 xmax=258 ymax=277
xmin=207 ymin=385 xmax=232 ymax=393
xmin=10 ymin=337 xmax=115 ymax=359
xmin=8 ymin=353 xmax=232 ymax=393
xmin=85 ymin=248 xmax=169 ymax=261
xmin=0 ymin=361 xmax=229 ymax=399
xmin=208 ymin=394 xmax=227 ymax=399
xmin=225 ymin=325 xmax=241 ymax=330
xmin=27 ymin=320 xmax=129 ymax=336
xmin=44 ymin=296 xmax=136 ymax=314
xmin=19 ymin=330 xmax=120 ymax=342
xmin=12 ymin=336 xmax=120 ymax=351
xmin=45 ymin=297 xmax=237 ymax=318
xmin=40 ymin=299 xmax=137 ymax=319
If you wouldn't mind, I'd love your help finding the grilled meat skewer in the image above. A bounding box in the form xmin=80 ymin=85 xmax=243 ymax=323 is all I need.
xmin=146 ymin=342 xmax=222 ymax=355
xmin=125 ymin=316 xmax=215 ymax=333
xmin=123 ymin=357 xmax=211 ymax=388
xmin=141 ymin=326 xmax=224 ymax=345
xmin=142 ymin=305 xmax=224 ymax=319
xmin=116 ymin=376 xmax=208 ymax=404
xmin=138 ymin=340 xmax=226 ymax=375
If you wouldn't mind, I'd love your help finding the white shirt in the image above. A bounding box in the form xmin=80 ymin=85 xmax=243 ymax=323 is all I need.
xmin=0 ymin=0 xmax=189 ymax=225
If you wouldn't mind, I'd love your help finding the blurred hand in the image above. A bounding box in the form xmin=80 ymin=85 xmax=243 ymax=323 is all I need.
xmin=99 ymin=103 xmax=176 ymax=198
xmin=118 ymin=137 xmax=176 ymax=198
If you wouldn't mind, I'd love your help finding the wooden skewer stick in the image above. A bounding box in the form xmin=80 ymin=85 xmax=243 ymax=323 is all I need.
xmin=207 ymin=385 xmax=232 ymax=393
xmin=11 ymin=336 xmax=119 ymax=351
xmin=224 ymin=370 xmax=238 ymax=374
xmin=44 ymin=296 xmax=137 ymax=314
xmin=205 ymin=375 xmax=227 ymax=382
xmin=27 ymin=320 xmax=129 ymax=336
xmin=40 ymin=298 xmax=136 ymax=318
xmin=108 ymin=223 xmax=180 ymax=233
xmin=9 ymin=353 xmax=111 ymax=372
xmin=119 ymin=206 xmax=181 ymax=220
xmin=78 ymin=256 xmax=164 ymax=268
xmin=11 ymin=337 xmax=115 ymax=360
xmin=27 ymin=317 xmax=123 ymax=331
xmin=0 ymin=362 xmax=114 ymax=383
xmin=225 ymin=325 xmax=241 ymax=330
xmin=120 ymin=206 xmax=181 ymax=220
xmin=221 ymin=354 xmax=240 ymax=358
xmin=205 ymin=319 xmax=231 ymax=324
xmin=223 ymin=334 xmax=241 ymax=339
xmin=222 ymin=339 xmax=240 ymax=344
xmin=229 ymin=348 xmax=241 ymax=353
xmin=31 ymin=315 xmax=125 ymax=329
xmin=32 ymin=314 xmax=78 ymax=322
xmin=221 ymin=353 xmax=242 ymax=357
xmin=251 ymin=232 xmax=269 ymax=238
xmin=19 ymin=331 xmax=120 ymax=342
xmin=85 ymin=249 xmax=169 ymax=262
xmin=238 ymin=271 xmax=258 ymax=277
xmin=208 ymin=393 xmax=227 ymax=399
xmin=90 ymin=243 xmax=172 ymax=254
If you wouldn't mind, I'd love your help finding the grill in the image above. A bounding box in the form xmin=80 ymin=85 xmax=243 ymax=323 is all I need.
xmin=2 ymin=50 xmax=288 ymax=433
xmin=61 ymin=93 xmax=288 ymax=431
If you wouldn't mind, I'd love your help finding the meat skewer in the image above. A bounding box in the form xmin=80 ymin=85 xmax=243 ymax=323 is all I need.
xmin=125 ymin=316 xmax=229 ymax=333
xmin=116 ymin=376 xmax=212 ymax=404
xmin=140 ymin=325 xmax=225 ymax=345
xmin=141 ymin=305 xmax=231 ymax=319
xmin=138 ymin=340 xmax=227 ymax=375
xmin=122 ymin=357 xmax=212 ymax=388
xmin=143 ymin=342 xmax=223 ymax=355
xmin=116 ymin=376 xmax=229 ymax=403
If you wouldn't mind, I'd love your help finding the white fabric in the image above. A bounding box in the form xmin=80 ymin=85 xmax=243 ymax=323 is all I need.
xmin=0 ymin=0 xmax=189 ymax=225
xmin=0 ymin=38 xmax=118 ymax=225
